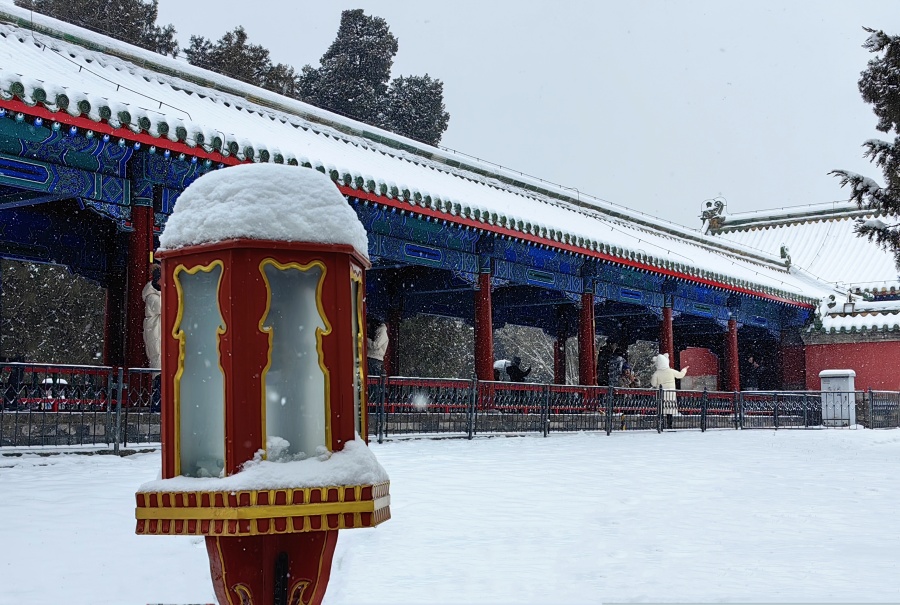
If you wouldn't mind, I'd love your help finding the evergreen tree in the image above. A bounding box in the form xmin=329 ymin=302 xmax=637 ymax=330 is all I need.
xmin=0 ymin=260 xmax=105 ymax=364
xmin=399 ymin=315 xmax=473 ymax=379
xmin=14 ymin=0 xmax=178 ymax=56
xmin=383 ymin=74 xmax=450 ymax=146
xmin=265 ymin=62 xmax=302 ymax=98
xmin=184 ymin=26 xmax=272 ymax=86
xmin=300 ymin=9 xmax=398 ymax=125
xmin=184 ymin=26 xmax=301 ymax=97
xmin=299 ymin=9 xmax=450 ymax=144
xmin=832 ymin=27 xmax=900 ymax=268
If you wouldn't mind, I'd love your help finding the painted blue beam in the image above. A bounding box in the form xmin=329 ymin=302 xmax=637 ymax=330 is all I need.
xmin=0 ymin=191 xmax=69 ymax=211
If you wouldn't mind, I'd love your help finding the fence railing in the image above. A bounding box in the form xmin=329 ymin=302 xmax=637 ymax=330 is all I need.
xmin=1 ymin=363 xmax=888 ymax=449
xmin=1 ymin=362 xmax=160 ymax=450
xmin=366 ymin=376 xmax=878 ymax=443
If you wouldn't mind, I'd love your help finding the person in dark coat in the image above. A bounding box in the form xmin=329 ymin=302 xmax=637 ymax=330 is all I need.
xmin=607 ymin=348 xmax=625 ymax=388
xmin=619 ymin=362 xmax=640 ymax=388
xmin=596 ymin=342 xmax=618 ymax=386
xmin=3 ymin=358 xmax=24 ymax=410
xmin=506 ymin=356 xmax=531 ymax=382
xmin=743 ymin=355 xmax=762 ymax=391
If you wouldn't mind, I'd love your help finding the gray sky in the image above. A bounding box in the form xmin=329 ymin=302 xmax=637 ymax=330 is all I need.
xmin=156 ymin=1 xmax=896 ymax=228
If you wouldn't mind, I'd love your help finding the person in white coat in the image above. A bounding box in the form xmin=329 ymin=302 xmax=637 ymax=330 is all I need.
xmin=366 ymin=318 xmax=389 ymax=377
xmin=650 ymin=353 xmax=688 ymax=429
xmin=142 ymin=263 xmax=162 ymax=411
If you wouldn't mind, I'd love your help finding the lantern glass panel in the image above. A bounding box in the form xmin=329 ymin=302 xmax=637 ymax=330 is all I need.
xmin=262 ymin=261 xmax=328 ymax=460
xmin=175 ymin=264 xmax=226 ymax=477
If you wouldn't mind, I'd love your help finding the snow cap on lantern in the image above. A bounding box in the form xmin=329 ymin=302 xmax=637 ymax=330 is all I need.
xmin=159 ymin=162 xmax=369 ymax=258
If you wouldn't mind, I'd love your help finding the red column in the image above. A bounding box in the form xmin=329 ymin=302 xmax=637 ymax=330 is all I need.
xmin=726 ymin=318 xmax=740 ymax=391
xmin=126 ymin=205 xmax=154 ymax=368
xmin=578 ymin=292 xmax=595 ymax=385
xmin=660 ymin=305 xmax=674 ymax=362
xmin=553 ymin=334 xmax=566 ymax=384
xmin=474 ymin=271 xmax=493 ymax=381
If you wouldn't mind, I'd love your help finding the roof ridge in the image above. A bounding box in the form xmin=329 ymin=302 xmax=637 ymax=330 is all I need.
xmin=713 ymin=205 xmax=881 ymax=233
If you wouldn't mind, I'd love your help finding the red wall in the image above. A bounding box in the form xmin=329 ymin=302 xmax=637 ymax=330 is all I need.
xmin=805 ymin=341 xmax=900 ymax=391
xmin=679 ymin=347 xmax=720 ymax=390
xmin=780 ymin=345 xmax=806 ymax=390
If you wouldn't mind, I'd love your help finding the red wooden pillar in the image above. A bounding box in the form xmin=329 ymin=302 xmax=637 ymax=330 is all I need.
xmin=125 ymin=204 xmax=154 ymax=368
xmin=553 ymin=335 xmax=566 ymax=385
xmin=660 ymin=305 xmax=675 ymax=362
xmin=578 ymin=292 xmax=595 ymax=385
xmin=474 ymin=271 xmax=494 ymax=381
xmin=726 ymin=318 xmax=740 ymax=391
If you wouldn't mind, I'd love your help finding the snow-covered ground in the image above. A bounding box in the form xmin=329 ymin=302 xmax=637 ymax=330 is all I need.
xmin=2 ymin=429 xmax=899 ymax=604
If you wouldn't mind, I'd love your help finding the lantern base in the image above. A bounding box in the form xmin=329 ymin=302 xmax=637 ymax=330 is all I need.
xmin=135 ymin=482 xmax=390 ymax=536
xmin=207 ymin=531 xmax=337 ymax=605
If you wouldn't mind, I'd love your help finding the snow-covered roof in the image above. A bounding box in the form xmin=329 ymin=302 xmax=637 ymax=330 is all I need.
xmin=0 ymin=3 xmax=836 ymax=305
xmin=815 ymin=295 xmax=900 ymax=335
xmin=706 ymin=201 xmax=899 ymax=294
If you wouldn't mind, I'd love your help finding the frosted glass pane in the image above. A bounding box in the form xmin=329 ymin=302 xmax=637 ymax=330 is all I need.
xmin=262 ymin=262 xmax=328 ymax=460
xmin=176 ymin=265 xmax=225 ymax=478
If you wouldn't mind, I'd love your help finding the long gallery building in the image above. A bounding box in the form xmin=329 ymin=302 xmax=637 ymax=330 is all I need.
xmin=0 ymin=5 xmax=896 ymax=391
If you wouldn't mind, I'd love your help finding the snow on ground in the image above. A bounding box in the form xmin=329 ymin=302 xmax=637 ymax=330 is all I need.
xmin=2 ymin=429 xmax=900 ymax=604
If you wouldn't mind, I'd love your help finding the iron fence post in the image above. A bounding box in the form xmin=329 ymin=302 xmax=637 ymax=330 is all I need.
xmin=113 ymin=367 xmax=124 ymax=455
xmin=867 ymin=388 xmax=874 ymax=430
xmin=896 ymin=391 xmax=900 ymax=429
xmin=605 ymin=386 xmax=613 ymax=436
xmin=774 ymin=394 xmax=779 ymax=430
xmin=738 ymin=392 xmax=744 ymax=430
xmin=700 ymin=388 xmax=708 ymax=432
xmin=377 ymin=373 xmax=387 ymax=444
xmin=542 ymin=384 xmax=550 ymax=438
xmin=104 ymin=370 xmax=113 ymax=447
xmin=657 ymin=386 xmax=664 ymax=434
xmin=467 ymin=374 xmax=477 ymax=440
xmin=13 ymin=407 xmax=20 ymax=447
xmin=803 ymin=393 xmax=809 ymax=428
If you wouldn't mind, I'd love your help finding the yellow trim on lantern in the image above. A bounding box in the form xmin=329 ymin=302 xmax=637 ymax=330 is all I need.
xmin=258 ymin=258 xmax=332 ymax=454
xmin=171 ymin=260 xmax=226 ymax=477
xmin=350 ymin=264 xmax=366 ymax=439
xmin=135 ymin=499 xmax=381 ymax=521
xmin=289 ymin=580 xmax=311 ymax=605
xmin=231 ymin=584 xmax=251 ymax=605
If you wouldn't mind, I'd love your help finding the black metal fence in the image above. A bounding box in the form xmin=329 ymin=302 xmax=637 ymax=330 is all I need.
xmin=0 ymin=363 xmax=888 ymax=449
xmin=1 ymin=362 xmax=160 ymax=450
xmin=366 ymin=376 xmax=876 ymax=443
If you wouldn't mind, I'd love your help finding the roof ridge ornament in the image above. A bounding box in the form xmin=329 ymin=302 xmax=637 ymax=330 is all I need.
xmin=700 ymin=197 xmax=727 ymax=232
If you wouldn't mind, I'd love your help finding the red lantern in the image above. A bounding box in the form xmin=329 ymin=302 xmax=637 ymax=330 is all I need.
xmin=135 ymin=165 xmax=389 ymax=605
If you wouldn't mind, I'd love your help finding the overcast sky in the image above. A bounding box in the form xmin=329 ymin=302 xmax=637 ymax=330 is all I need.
xmin=155 ymin=1 xmax=896 ymax=228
